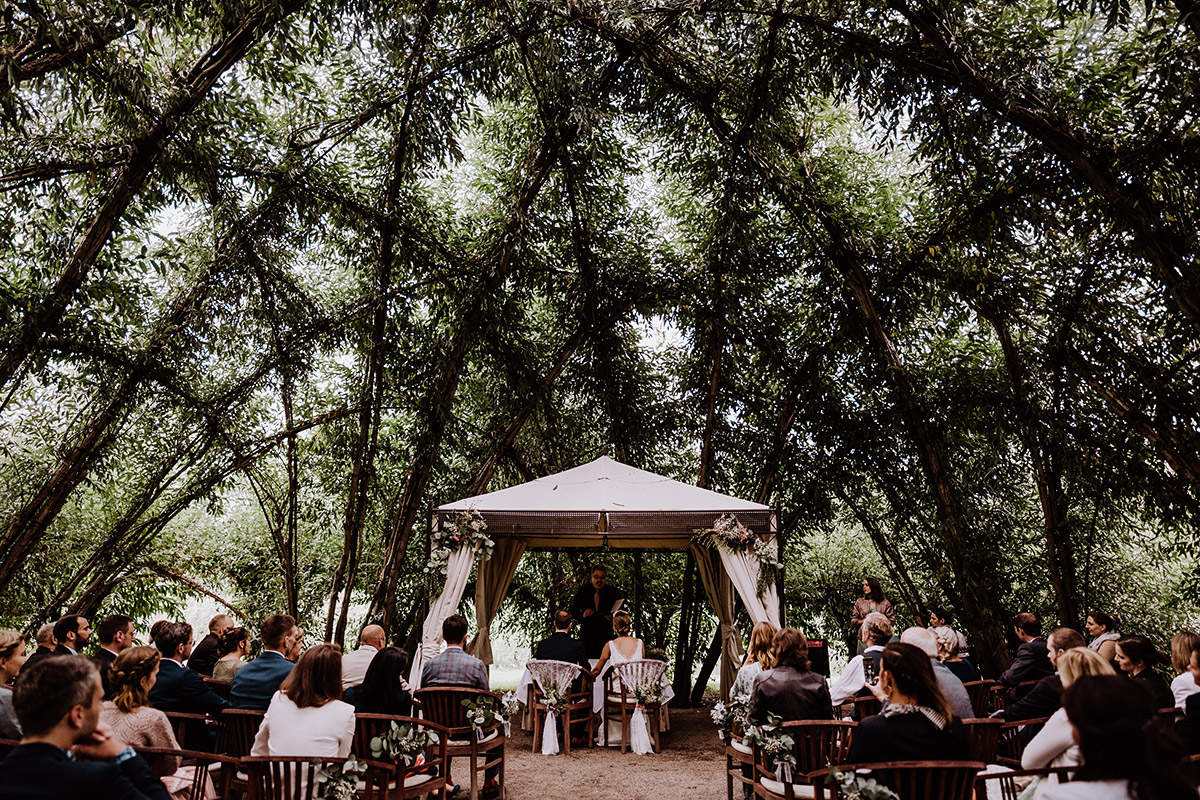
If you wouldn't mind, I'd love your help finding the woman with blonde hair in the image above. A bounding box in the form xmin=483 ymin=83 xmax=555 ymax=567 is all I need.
xmin=101 ymin=645 xmax=211 ymax=800
xmin=730 ymin=622 xmax=777 ymax=705
xmin=591 ymin=611 xmax=671 ymax=746
xmin=1021 ymin=647 xmax=1117 ymax=798
xmin=0 ymin=629 xmax=27 ymax=738
xmin=1169 ymin=630 xmax=1200 ymax=711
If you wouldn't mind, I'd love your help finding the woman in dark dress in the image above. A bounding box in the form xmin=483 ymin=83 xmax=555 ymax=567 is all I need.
xmin=345 ymin=646 xmax=412 ymax=716
xmin=1115 ymin=635 xmax=1173 ymax=710
xmin=848 ymin=642 xmax=969 ymax=763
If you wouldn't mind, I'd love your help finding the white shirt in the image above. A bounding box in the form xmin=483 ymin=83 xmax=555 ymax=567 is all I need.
xmin=341 ymin=645 xmax=379 ymax=689
xmin=829 ymin=646 xmax=884 ymax=705
xmin=1043 ymin=780 xmax=1133 ymax=800
xmin=1172 ymin=672 xmax=1200 ymax=711
xmin=251 ymin=691 xmax=356 ymax=758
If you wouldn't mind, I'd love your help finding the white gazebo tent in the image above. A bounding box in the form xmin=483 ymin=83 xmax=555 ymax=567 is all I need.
xmin=408 ymin=456 xmax=781 ymax=699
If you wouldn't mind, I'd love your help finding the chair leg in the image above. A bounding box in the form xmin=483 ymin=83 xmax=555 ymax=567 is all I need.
xmin=470 ymin=751 xmax=480 ymax=800
xmin=562 ymin=709 xmax=571 ymax=756
xmin=531 ymin=707 xmax=540 ymax=754
xmin=652 ymin=706 xmax=661 ymax=753
xmin=620 ymin=705 xmax=629 ymax=754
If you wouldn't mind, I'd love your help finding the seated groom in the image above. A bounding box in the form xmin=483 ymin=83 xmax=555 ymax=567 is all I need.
xmin=534 ymin=611 xmax=590 ymax=672
xmin=0 ymin=656 xmax=170 ymax=800
xmin=231 ymin=614 xmax=302 ymax=709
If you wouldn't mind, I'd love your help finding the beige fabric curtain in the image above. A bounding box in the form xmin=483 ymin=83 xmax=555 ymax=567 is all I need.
xmin=716 ymin=545 xmax=781 ymax=628
xmin=409 ymin=542 xmax=479 ymax=691
xmin=690 ymin=543 xmax=744 ymax=701
xmin=466 ymin=538 xmax=526 ymax=665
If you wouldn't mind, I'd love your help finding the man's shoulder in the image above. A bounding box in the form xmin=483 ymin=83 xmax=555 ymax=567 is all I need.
xmin=0 ymin=744 xmax=126 ymax=795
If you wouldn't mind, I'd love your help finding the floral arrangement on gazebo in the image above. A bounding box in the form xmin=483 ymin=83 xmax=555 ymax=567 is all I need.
xmin=692 ymin=513 xmax=779 ymax=593
xmin=427 ymin=508 xmax=493 ymax=577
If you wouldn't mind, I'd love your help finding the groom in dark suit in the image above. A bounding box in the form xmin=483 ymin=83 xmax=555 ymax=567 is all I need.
xmin=535 ymin=611 xmax=590 ymax=670
xmin=571 ymin=566 xmax=621 ymax=659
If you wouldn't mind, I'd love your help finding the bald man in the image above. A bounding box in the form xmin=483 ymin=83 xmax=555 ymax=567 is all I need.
xmin=342 ymin=625 xmax=386 ymax=689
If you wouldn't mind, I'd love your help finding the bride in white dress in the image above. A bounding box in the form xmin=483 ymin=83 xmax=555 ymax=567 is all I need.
xmin=591 ymin=611 xmax=652 ymax=746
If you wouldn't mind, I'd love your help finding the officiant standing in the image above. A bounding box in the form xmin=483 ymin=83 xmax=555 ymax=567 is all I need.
xmin=571 ymin=566 xmax=622 ymax=659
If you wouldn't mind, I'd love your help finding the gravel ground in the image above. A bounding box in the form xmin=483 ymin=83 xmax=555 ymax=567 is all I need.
xmin=459 ymin=708 xmax=726 ymax=800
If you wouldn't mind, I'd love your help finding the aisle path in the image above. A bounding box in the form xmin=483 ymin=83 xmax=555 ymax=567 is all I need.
xmin=498 ymin=708 xmax=725 ymax=800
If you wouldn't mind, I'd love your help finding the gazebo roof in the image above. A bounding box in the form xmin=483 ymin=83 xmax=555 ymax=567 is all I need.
xmin=436 ymin=456 xmax=773 ymax=548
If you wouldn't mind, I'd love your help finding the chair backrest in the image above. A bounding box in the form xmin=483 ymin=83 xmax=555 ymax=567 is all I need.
xmin=162 ymin=710 xmax=210 ymax=749
xmin=221 ymin=708 xmax=266 ymax=757
xmin=962 ymin=680 xmax=995 ymax=718
xmin=526 ymin=660 xmax=583 ymax=695
xmin=961 ymin=718 xmax=1003 ymax=763
xmin=133 ymin=745 xmax=238 ymax=800
xmin=204 ymin=677 xmax=232 ymax=701
xmin=778 ymin=720 xmax=857 ymax=772
xmin=852 ymin=695 xmax=882 ymax=719
xmin=413 ymin=687 xmax=501 ymax=736
xmin=998 ymin=716 xmax=1051 ymax=764
xmin=610 ymin=659 xmax=667 ymax=697
xmin=244 ymin=756 xmax=386 ymax=800
xmin=974 ymin=765 xmax=1076 ymax=800
xmin=815 ymin=761 xmax=985 ymax=800
xmin=353 ymin=713 xmax=450 ymax=768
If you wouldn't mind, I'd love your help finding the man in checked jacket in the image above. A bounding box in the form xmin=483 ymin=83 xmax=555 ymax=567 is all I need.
xmin=421 ymin=614 xmax=489 ymax=690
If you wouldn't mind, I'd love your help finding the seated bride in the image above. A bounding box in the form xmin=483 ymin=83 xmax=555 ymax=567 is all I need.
xmin=590 ymin=611 xmax=672 ymax=746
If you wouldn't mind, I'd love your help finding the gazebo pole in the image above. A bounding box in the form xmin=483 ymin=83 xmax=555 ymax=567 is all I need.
xmin=772 ymin=502 xmax=785 ymax=627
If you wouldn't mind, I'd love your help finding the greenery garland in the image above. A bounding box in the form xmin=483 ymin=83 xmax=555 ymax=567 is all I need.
xmin=692 ymin=513 xmax=780 ymax=595
xmin=426 ymin=509 xmax=494 ymax=579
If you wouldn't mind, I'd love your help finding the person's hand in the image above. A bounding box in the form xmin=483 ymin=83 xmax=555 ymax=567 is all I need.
xmin=864 ymin=679 xmax=888 ymax=703
xmin=583 ymin=609 xmax=595 ymax=617
xmin=73 ymin=721 xmax=128 ymax=760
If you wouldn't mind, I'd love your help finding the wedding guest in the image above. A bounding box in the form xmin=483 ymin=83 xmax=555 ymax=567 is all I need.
xmin=571 ymin=566 xmax=622 ymax=659
xmin=1174 ymin=643 xmax=1200 ymax=754
xmin=251 ymin=644 xmax=355 ymax=758
xmin=186 ymin=615 xmax=232 ymax=677
xmin=231 ymin=614 xmax=301 ymax=709
xmin=850 ymin=578 xmax=893 ymax=654
xmin=848 ymin=642 xmax=968 ymax=763
xmin=996 ymin=628 xmax=1087 ymax=728
xmin=931 ymin=626 xmax=978 ymax=683
xmin=1021 ymin=647 xmax=1116 ymax=799
xmin=1114 ymin=635 xmax=1172 ymax=710
xmin=18 ymin=625 xmax=55 ymax=675
xmin=422 ymin=614 xmax=488 ymax=690
xmin=899 ymin=627 xmax=972 ymax=720
xmin=928 ymin=607 xmax=969 ymax=657
xmin=0 ymin=629 xmax=27 ymax=738
xmin=998 ymin=612 xmax=1053 ymax=703
xmin=211 ymin=627 xmax=250 ymax=682
xmin=829 ymin=612 xmax=892 ymax=706
xmin=95 ymin=615 xmax=135 ymax=700
xmin=746 ymin=627 xmax=833 ymax=725
xmin=346 ymin=647 xmax=412 ymax=716
xmin=0 ymin=656 xmax=170 ymax=800
xmin=730 ymin=621 xmax=776 ymax=705
xmin=1169 ymin=630 xmax=1200 ymax=711
xmin=101 ymin=647 xmax=211 ymax=800
xmin=341 ymin=624 xmax=386 ymax=690
xmin=147 ymin=623 xmax=229 ymax=747
xmin=1085 ymin=610 xmax=1121 ymax=663
xmin=52 ymin=615 xmax=92 ymax=656
xmin=1044 ymin=675 xmax=1197 ymax=800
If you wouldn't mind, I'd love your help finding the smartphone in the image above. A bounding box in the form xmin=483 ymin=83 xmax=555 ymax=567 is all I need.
xmin=863 ymin=657 xmax=878 ymax=685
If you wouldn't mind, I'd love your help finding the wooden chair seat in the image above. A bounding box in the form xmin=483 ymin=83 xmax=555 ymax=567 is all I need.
xmin=352 ymin=714 xmax=450 ymax=800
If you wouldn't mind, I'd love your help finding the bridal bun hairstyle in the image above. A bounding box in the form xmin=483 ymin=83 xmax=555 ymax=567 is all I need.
xmin=612 ymin=611 xmax=632 ymax=636
xmin=110 ymin=646 xmax=162 ymax=713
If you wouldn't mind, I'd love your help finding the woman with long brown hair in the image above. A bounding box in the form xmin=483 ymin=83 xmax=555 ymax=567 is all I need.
xmin=250 ymin=643 xmax=355 ymax=757
xmin=747 ymin=627 xmax=833 ymax=725
xmin=851 ymin=578 xmax=894 ymax=655
xmin=848 ymin=641 xmax=968 ymax=762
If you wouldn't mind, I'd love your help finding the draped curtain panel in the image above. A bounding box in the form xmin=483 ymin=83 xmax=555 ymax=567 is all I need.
xmin=689 ymin=543 xmax=743 ymax=701
xmin=466 ymin=538 xmax=527 ymax=665
xmin=716 ymin=545 xmax=782 ymax=629
xmin=409 ymin=542 xmax=480 ymax=691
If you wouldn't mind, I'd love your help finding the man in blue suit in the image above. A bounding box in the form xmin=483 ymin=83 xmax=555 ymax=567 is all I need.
xmin=231 ymin=614 xmax=301 ymax=709
xmin=0 ymin=656 xmax=169 ymax=800
xmin=148 ymin=622 xmax=229 ymax=748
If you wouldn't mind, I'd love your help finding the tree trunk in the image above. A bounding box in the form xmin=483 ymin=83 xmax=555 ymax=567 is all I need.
xmin=691 ymin=626 xmax=723 ymax=704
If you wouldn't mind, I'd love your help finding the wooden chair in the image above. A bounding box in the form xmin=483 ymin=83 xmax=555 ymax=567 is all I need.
xmin=750 ymin=720 xmax=857 ymax=800
xmin=243 ymin=756 xmax=390 ymax=800
xmin=413 ymin=687 xmax=506 ymax=800
xmin=997 ymin=716 xmax=1051 ymax=767
xmin=974 ymin=765 xmax=1076 ymax=800
xmin=131 ymin=745 xmax=239 ymax=800
xmin=525 ymin=659 xmax=594 ymax=755
xmin=961 ymin=718 xmax=1003 ymax=764
xmin=163 ymin=710 xmax=216 ymax=751
xmin=603 ymin=659 xmax=667 ymax=753
xmin=851 ymin=696 xmax=881 ymax=720
xmin=991 ymin=680 xmax=1039 ymax=712
xmin=204 ymin=677 xmax=232 ymax=702
xmin=809 ymin=761 xmax=984 ymax=799
xmin=962 ymin=680 xmax=996 ymax=718
xmin=352 ymin=714 xmax=451 ymax=800
xmin=221 ymin=708 xmax=265 ymax=797
xmin=725 ymin=716 xmax=754 ymax=800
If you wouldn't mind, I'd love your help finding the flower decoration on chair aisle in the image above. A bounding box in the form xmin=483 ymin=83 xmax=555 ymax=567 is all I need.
xmin=742 ymin=712 xmax=798 ymax=783
xmin=825 ymin=766 xmax=901 ymax=800
xmin=462 ymin=694 xmax=505 ymax=740
xmin=312 ymin=756 xmax=368 ymax=800
xmin=710 ymin=699 xmax=745 ymax=742
xmin=369 ymin=720 xmax=439 ymax=770
xmin=537 ymin=684 xmax=570 ymax=755
xmin=426 ymin=508 xmax=494 ymax=578
xmin=692 ymin=513 xmax=780 ymax=594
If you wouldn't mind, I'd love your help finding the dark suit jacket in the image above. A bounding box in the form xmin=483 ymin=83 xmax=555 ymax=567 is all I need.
xmin=187 ymin=634 xmax=220 ymax=677
xmin=571 ymin=583 xmax=622 ymax=658
xmin=747 ymin=666 xmax=834 ymax=725
xmin=535 ymin=631 xmax=590 ymax=671
xmin=148 ymin=659 xmax=230 ymax=716
xmin=1001 ymin=674 xmax=1061 ymax=721
xmin=0 ymin=742 xmax=170 ymax=800
xmin=230 ymin=651 xmax=294 ymax=710
xmin=1176 ymin=691 xmax=1200 ymax=754
xmin=19 ymin=646 xmax=55 ymax=674
xmin=999 ymin=638 xmax=1053 ymax=692
xmin=52 ymin=644 xmax=77 ymax=657
xmin=94 ymin=648 xmax=119 ymax=700
xmin=1134 ymin=669 xmax=1174 ymax=710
